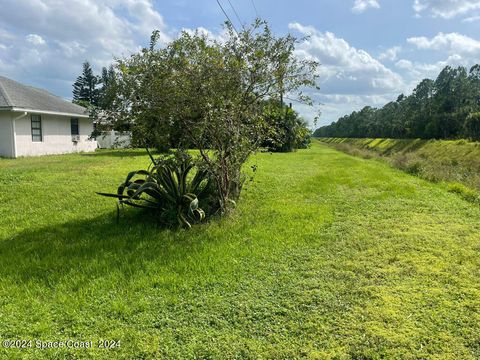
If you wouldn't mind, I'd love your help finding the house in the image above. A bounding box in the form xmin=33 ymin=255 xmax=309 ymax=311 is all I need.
xmin=0 ymin=75 xmax=97 ymax=158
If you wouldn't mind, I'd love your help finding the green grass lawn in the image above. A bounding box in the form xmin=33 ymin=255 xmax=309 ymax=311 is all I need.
xmin=320 ymin=137 xmax=480 ymax=194
xmin=1 ymin=141 xmax=480 ymax=359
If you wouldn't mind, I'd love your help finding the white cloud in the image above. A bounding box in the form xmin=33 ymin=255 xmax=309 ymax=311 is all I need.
xmin=396 ymin=30 xmax=480 ymax=96
xmin=395 ymin=59 xmax=414 ymax=69
xmin=402 ymin=32 xmax=480 ymax=92
xmin=119 ymin=0 xmax=170 ymax=39
xmin=0 ymin=29 xmax=15 ymax=41
xmin=313 ymin=93 xmax=394 ymax=125
xmin=56 ymin=41 xmax=88 ymax=58
xmin=352 ymin=0 xmax=380 ymax=13
xmin=0 ymin=0 xmax=171 ymax=93
xmin=26 ymin=34 xmax=46 ymax=46
xmin=413 ymin=0 xmax=480 ymax=19
xmin=288 ymin=23 xmax=406 ymax=125
xmin=379 ymin=46 xmax=402 ymax=61
xmin=289 ymin=23 xmax=404 ymax=95
xmin=394 ymin=54 xmax=465 ymax=94
xmin=403 ymin=54 xmax=464 ymax=75
xmin=462 ymin=15 xmax=480 ymax=21
xmin=407 ymin=32 xmax=480 ymax=54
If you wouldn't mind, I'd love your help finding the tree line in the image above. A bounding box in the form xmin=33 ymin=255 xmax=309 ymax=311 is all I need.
xmin=314 ymin=64 xmax=480 ymax=140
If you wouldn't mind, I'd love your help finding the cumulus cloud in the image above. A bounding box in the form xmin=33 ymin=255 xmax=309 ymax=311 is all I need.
xmin=352 ymin=0 xmax=380 ymax=13
xmin=311 ymin=93 xmax=395 ymax=126
xmin=395 ymin=59 xmax=414 ymax=70
xmin=379 ymin=46 xmax=402 ymax=61
xmin=407 ymin=32 xmax=480 ymax=54
xmin=394 ymin=30 xmax=480 ymax=95
xmin=400 ymin=31 xmax=480 ymax=91
xmin=288 ymin=22 xmax=406 ymax=125
xmin=26 ymin=34 xmax=46 ymax=46
xmin=0 ymin=0 xmax=170 ymax=98
xmin=394 ymin=54 xmax=465 ymax=93
xmin=413 ymin=0 xmax=480 ymax=19
xmin=289 ymin=23 xmax=404 ymax=95
xmin=463 ymin=15 xmax=480 ymax=21
xmin=121 ymin=0 xmax=169 ymax=37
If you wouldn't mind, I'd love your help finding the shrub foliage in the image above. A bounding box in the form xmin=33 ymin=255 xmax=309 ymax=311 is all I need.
xmin=96 ymin=19 xmax=319 ymax=220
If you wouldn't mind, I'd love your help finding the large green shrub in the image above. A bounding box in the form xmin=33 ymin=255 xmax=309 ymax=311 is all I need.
xmin=95 ymin=19 xmax=319 ymax=215
xmin=262 ymin=103 xmax=312 ymax=152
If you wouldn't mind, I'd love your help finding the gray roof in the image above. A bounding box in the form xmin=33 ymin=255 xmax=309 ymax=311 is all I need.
xmin=0 ymin=75 xmax=88 ymax=117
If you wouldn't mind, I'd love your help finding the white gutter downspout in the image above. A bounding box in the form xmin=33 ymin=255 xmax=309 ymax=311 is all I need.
xmin=11 ymin=112 xmax=28 ymax=158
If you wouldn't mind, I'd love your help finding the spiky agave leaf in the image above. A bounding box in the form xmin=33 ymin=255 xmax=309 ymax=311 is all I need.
xmin=177 ymin=209 xmax=192 ymax=229
xmin=191 ymin=208 xmax=205 ymax=222
xmin=118 ymin=169 xmax=151 ymax=197
xmin=98 ymin=154 xmax=213 ymax=228
xmin=188 ymin=168 xmax=210 ymax=194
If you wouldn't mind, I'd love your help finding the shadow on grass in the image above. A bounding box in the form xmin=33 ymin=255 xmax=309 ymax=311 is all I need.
xmin=0 ymin=209 xmax=204 ymax=286
xmin=324 ymin=138 xmax=431 ymax=156
xmin=380 ymin=139 xmax=428 ymax=155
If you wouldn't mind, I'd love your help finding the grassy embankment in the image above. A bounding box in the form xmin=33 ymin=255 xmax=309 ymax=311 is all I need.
xmin=320 ymin=137 xmax=480 ymax=203
xmin=0 ymin=142 xmax=480 ymax=358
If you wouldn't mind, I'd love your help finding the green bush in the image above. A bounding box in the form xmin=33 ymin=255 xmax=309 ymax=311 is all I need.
xmin=262 ymin=103 xmax=312 ymax=152
xmin=405 ymin=161 xmax=422 ymax=176
xmin=447 ymin=183 xmax=480 ymax=204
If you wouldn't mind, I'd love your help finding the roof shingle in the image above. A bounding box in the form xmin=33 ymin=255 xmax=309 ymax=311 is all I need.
xmin=0 ymin=75 xmax=88 ymax=116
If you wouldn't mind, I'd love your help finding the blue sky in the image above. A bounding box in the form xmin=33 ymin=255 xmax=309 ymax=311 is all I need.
xmin=1 ymin=0 xmax=480 ymax=127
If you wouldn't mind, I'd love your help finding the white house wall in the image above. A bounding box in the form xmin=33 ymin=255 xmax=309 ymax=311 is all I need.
xmin=0 ymin=112 xmax=14 ymax=158
xmin=14 ymin=113 xmax=97 ymax=157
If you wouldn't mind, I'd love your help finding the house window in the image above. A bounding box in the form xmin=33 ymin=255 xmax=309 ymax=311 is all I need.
xmin=31 ymin=115 xmax=42 ymax=142
xmin=71 ymin=118 xmax=79 ymax=136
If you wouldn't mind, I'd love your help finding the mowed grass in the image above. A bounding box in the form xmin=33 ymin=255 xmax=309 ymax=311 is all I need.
xmin=1 ymin=141 xmax=480 ymax=359
xmin=320 ymin=137 xmax=480 ymax=194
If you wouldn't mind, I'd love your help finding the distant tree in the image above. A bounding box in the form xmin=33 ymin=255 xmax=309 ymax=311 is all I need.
xmin=465 ymin=113 xmax=480 ymax=140
xmin=469 ymin=64 xmax=480 ymax=109
xmin=72 ymin=61 xmax=100 ymax=106
xmin=410 ymin=79 xmax=434 ymax=137
xmin=98 ymin=65 xmax=117 ymax=110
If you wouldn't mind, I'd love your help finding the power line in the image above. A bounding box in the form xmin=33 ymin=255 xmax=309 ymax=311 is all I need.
xmin=250 ymin=0 xmax=259 ymax=18
xmin=216 ymin=0 xmax=239 ymax=34
xmin=226 ymin=0 xmax=245 ymax=30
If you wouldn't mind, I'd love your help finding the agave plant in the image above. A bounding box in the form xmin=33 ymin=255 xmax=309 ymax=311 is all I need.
xmin=97 ymin=152 xmax=214 ymax=228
